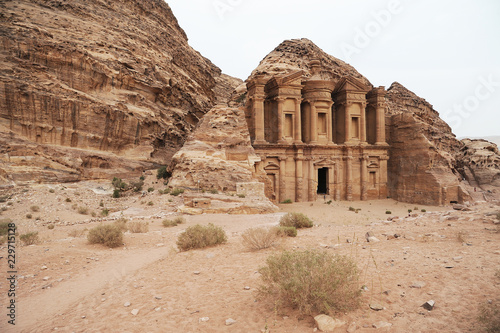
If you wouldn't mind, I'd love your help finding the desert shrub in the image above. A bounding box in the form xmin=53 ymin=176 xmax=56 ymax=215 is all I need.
xmin=162 ymin=216 xmax=186 ymax=228
xmin=157 ymin=166 xmax=170 ymax=179
xmin=1 ymin=206 xmax=7 ymax=212
xmin=279 ymin=212 xmax=313 ymax=229
xmin=0 ymin=236 xmax=6 ymax=245
xmin=112 ymin=177 xmax=127 ymax=190
xmin=113 ymin=218 xmax=128 ymax=232
xmin=0 ymin=195 xmax=9 ymax=203
xmin=140 ymin=175 xmax=145 ymax=181
xmin=176 ymin=224 xmax=227 ymax=251
xmin=26 ymin=214 xmax=32 ymax=219
xmin=128 ymin=221 xmax=149 ymax=233
xmin=49 ymin=189 xmax=55 ymax=193
xmin=99 ymin=200 xmax=104 ymax=207
xmin=101 ymin=208 xmax=109 ymax=216
xmin=408 ymin=209 xmax=413 ymax=213
xmin=30 ymin=205 xmax=40 ymax=212
xmin=163 ymin=188 xmax=171 ymax=194
xmin=258 ymin=250 xmax=361 ymax=315
xmin=242 ymin=228 xmax=278 ymax=251
xmin=20 ymin=232 xmax=40 ymax=246
xmin=326 ymin=200 xmax=332 ymax=205
xmin=348 ymin=206 xmax=356 ymax=212
xmin=47 ymin=224 xmax=55 ymax=230
xmin=0 ymin=219 xmax=12 ymax=236
xmin=77 ymin=206 xmax=89 ymax=215
xmin=87 ymin=224 xmax=123 ymax=248
xmin=421 ymin=209 xmax=427 ymax=213
xmin=68 ymin=229 xmax=86 ymax=238
xmin=274 ymin=226 xmax=297 ymax=237
xmin=281 ymin=199 xmax=293 ymax=204
xmin=209 ymin=189 xmax=219 ymax=194
xmin=131 ymin=180 xmax=144 ymax=192
xmin=65 ymin=198 xmax=72 ymax=202
xmin=238 ymin=194 xmax=246 ymax=198
xmin=414 ymin=207 xmax=419 ymax=210
xmin=477 ymin=299 xmax=500 ymax=333
xmin=385 ymin=210 xmax=392 ymax=214
xmin=148 ymin=187 xmax=154 ymax=192
xmin=170 ymin=188 xmax=184 ymax=196
xmin=147 ymin=201 xmax=154 ymax=206
xmin=457 ymin=230 xmax=468 ymax=243
xmin=112 ymin=189 xmax=121 ymax=198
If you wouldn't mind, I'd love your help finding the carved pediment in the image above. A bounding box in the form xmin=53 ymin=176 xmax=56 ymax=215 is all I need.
xmin=333 ymin=77 xmax=369 ymax=94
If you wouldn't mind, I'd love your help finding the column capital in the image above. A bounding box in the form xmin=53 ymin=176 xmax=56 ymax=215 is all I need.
xmin=278 ymin=156 xmax=287 ymax=162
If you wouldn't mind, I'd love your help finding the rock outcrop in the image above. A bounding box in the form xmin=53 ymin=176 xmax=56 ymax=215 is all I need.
xmin=0 ymin=0 xmax=240 ymax=184
xmin=457 ymin=139 xmax=500 ymax=192
xmin=168 ymin=105 xmax=270 ymax=193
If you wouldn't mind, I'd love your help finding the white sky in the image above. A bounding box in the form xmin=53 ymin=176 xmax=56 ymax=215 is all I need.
xmin=168 ymin=0 xmax=500 ymax=139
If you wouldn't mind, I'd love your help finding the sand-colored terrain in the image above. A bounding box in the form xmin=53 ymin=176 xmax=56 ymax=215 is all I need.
xmin=0 ymin=176 xmax=499 ymax=333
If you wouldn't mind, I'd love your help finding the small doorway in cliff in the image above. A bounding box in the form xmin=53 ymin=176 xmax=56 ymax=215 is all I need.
xmin=317 ymin=168 xmax=329 ymax=194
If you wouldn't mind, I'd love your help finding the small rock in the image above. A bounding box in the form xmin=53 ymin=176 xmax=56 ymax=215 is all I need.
xmin=156 ymin=243 xmax=165 ymax=247
xmin=131 ymin=309 xmax=139 ymax=316
xmin=244 ymin=286 xmax=251 ymax=290
xmin=43 ymin=276 xmax=51 ymax=281
xmin=369 ymin=304 xmax=385 ymax=311
xmin=155 ymin=307 xmax=162 ymax=312
xmin=225 ymin=318 xmax=237 ymax=326
xmin=193 ymin=271 xmax=201 ymax=275
xmin=155 ymin=296 xmax=162 ymax=300
xmin=410 ymin=282 xmax=426 ymax=289
xmin=367 ymin=236 xmax=380 ymax=243
xmin=347 ymin=322 xmax=357 ymax=333
xmin=453 ymin=256 xmax=463 ymax=261
xmin=81 ymin=316 xmax=86 ymax=319
xmin=453 ymin=204 xmax=466 ymax=211
xmin=422 ymin=300 xmax=435 ymax=311
xmin=41 ymin=266 xmax=48 ymax=270
xmin=314 ymin=314 xmax=346 ymax=332
xmin=124 ymin=302 xmax=131 ymax=307
xmin=199 ymin=317 xmax=209 ymax=323
xmin=373 ymin=321 xmax=392 ymax=329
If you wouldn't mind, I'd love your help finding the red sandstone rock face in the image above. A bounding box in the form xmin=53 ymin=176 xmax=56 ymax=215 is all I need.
xmin=0 ymin=0 xmax=240 ymax=184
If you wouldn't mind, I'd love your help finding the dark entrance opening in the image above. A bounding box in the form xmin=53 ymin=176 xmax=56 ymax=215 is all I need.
xmin=317 ymin=167 xmax=329 ymax=194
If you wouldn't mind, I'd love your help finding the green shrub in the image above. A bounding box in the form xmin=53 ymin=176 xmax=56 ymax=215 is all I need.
xmin=385 ymin=210 xmax=392 ymax=214
xmin=112 ymin=189 xmax=121 ymax=198
xmin=147 ymin=201 xmax=154 ymax=206
xmin=258 ymin=250 xmax=361 ymax=315
xmin=101 ymin=208 xmax=109 ymax=217
xmin=279 ymin=212 xmax=313 ymax=229
xmin=132 ymin=180 xmax=144 ymax=192
xmin=112 ymin=177 xmax=127 ymax=190
xmin=87 ymin=224 xmax=123 ymax=248
xmin=170 ymin=188 xmax=184 ymax=196
xmin=326 ymin=200 xmax=332 ymax=205
xmin=157 ymin=166 xmax=170 ymax=179
xmin=421 ymin=209 xmax=427 ymax=213
xmin=140 ymin=175 xmax=145 ymax=181
xmin=477 ymin=299 xmax=500 ymax=333
xmin=237 ymin=194 xmax=246 ymax=198
xmin=20 ymin=232 xmax=40 ymax=246
xmin=148 ymin=187 xmax=154 ymax=192
xmin=242 ymin=228 xmax=278 ymax=251
xmin=30 ymin=205 xmax=40 ymax=212
xmin=0 ymin=219 xmax=12 ymax=236
xmin=128 ymin=221 xmax=149 ymax=233
xmin=280 ymin=199 xmax=293 ymax=204
xmin=163 ymin=216 xmax=186 ymax=227
xmin=209 ymin=189 xmax=219 ymax=194
xmin=274 ymin=226 xmax=297 ymax=237
xmin=49 ymin=189 xmax=55 ymax=193
xmin=348 ymin=206 xmax=356 ymax=212
xmin=47 ymin=224 xmax=55 ymax=230
xmin=176 ymin=224 xmax=227 ymax=251
xmin=408 ymin=209 xmax=413 ymax=213
xmin=65 ymin=198 xmax=72 ymax=203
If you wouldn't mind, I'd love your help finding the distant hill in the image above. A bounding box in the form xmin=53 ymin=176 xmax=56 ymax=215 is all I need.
xmin=461 ymin=136 xmax=500 ymax=147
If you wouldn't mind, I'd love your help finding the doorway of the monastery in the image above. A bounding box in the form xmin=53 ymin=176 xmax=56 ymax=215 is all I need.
xmin=317 ymin=167 xmax=329 ymax=194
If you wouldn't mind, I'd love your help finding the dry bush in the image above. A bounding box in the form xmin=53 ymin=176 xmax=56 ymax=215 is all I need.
xmin=77 ymin=206 xmax=89 ymax=215
xmin=113 ymin=218 xmax=128 ymax=232
xmin=128 ymin=221 xmax=149 ymax=233
xmin=87 ymin=224 xmax=123 ymax=248
xmin=0 ymin=219 xmax=12 ymax=236
xmin=258 ymin=250 xmax=361 ymax=315
xmin=457 ymin=230 xmax=468 ymax=243
xmin=47 ymin=224 xmax=55 ymax=230
xmin=274 ymin=226 xmax=297 ymax=237
xmin=30 ymin=205 xmax=40 ymax=212
xmin=242 ymin=228 xmax=278 ymax=251
xmin=162 ymin=216 xmax=185 ymax=228
xmin=477 ymin=299 xmax=500 ymax=333
xmin=68 ymin=229 xmax=86 ymax=238
xmin=176 ymin=223 xmax=227 ymax=251
xmin=279 ymin=212 xmax=313 ymax=229
xmin=20 ymin=232 xmax=40 ymax=246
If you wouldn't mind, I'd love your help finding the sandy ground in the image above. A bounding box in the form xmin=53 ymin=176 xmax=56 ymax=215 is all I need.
xmin=0 ymin=177 xmax=499 ymax=333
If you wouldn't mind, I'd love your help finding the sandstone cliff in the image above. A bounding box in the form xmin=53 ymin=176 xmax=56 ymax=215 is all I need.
xmin=0 ymin=0 xmax=240 ymax=185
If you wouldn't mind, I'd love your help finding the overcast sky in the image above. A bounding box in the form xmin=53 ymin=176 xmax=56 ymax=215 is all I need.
xmin=168 ymin=0 xmax=500 ymax=139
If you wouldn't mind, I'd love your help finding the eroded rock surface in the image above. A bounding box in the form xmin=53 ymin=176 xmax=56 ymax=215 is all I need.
xmin=457 ymin=139 xmax=500 ymax=192
xmin=0 ymin=0 xmax=240 ymax=183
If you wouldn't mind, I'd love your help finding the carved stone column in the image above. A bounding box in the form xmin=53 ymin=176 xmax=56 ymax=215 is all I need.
xmin=277 ymin=98 xmax=286 ymax=144
xmin=279 ymin=156 xmax=287 ymax=202
xmin=376 ymin=102 xmax=386 ymax=145
xmin=379 ymin=155 xmax=389 ymax=198
xmin=327 ymin=101 xmax=334 ymax=144
xmin=254 ymin=97 xmax=266 ymax=144
xmin=308 ymin=158 xmax=316 ymax=201
xmin=295 ymin=155 xmax=304 ymax=202
xmin=345 ymin=149 xmax=353 ymax=201
xmin=360 ymin=102 xmax=367 ymax=143
xmin=310 ymin=100 xmax=318 ymax=144
xmin=360 ymin=154 xmax=368 ymax=201
xmin=294 ymin=98 xmax=302 ymax=144
xmin=344 ymin=102 xmax=352 ymax=143
xmin=334 ymin=161 xmax=341 ymax=201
